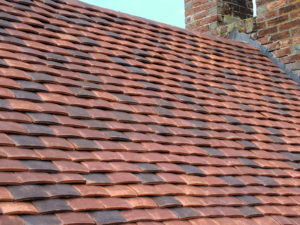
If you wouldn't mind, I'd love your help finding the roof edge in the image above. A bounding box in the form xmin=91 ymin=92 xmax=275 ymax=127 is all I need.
xmin=229 ymin=28 xmax=300 ymax=85
xmin=63 ymin=0 xmax=258 ymax=51
xmin=64 ymin=0 xmax=191 ymax=34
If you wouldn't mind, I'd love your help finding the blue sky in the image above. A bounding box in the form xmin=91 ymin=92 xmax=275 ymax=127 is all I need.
xmin=80 ymin=0 xmax=185 ymax=28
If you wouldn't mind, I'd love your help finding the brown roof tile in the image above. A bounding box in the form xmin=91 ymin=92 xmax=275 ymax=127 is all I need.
xmin=0 ymin=0 xmax=300 ymax=223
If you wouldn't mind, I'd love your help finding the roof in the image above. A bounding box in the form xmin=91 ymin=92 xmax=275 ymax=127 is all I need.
xmin=0 ymin=0 xmax=300 ymax=224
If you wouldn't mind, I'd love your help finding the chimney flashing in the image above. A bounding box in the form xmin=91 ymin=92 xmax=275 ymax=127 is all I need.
xmin=229 ymin=28 xmax=300 ymax=85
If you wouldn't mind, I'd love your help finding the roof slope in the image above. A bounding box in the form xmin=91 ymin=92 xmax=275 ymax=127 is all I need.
xmin=0 ymin=0 xmax=300 ymax=224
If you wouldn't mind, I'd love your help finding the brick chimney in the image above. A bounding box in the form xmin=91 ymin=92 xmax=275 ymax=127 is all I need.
xmin=185 ymin=0 xmax=300 ymax=77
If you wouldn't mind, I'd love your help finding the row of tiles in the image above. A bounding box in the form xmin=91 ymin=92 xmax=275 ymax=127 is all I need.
xmin=1 ymin=166 xmax=300 ymax=185
xmin=0 ymin=19 xmax=270 ymax=72
xmin=1 ymin=73 xmax=300 ymax=119
xmin=1 ymin=119 xmax=300 ymax=146
xmin=0 ymin=27 xmax=284 ymax=93
xmin=0 ymin=0 xmax=274 ymax=69
xmin=0 ymin=35 xmax=296 ymax=96
xmin=2 ymin=144 xmax=300 ymax=166
xmin=0 ymin=48 xmax=297 ymax=109
xmin=1 ymin=132 xmax=300 ymax=154
xmin=0 ymin=0 xmax=294 ymax=88
xmin=2 ymin=183 xmax=300 ymax=203
xmin=1 ymin=92 xmax=300 ymax=131
xmin=0 ymin=139 xmax=300 ymax=169
xmin=2 ymin=212 xmax=300 ymax=225
xmin=2 ymin=184 xmax=300 ymax=206
xmin=1 ymin=111 xmax=299 ymax=140
xmin=1 ymin=198 xmax=300 ymax=217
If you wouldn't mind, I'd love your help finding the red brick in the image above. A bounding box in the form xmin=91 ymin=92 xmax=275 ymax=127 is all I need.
xmin=267 ymin=0 xmax=287 ymax=10
xmin=273 ymin=47 xmax=291 ymax=57
xmin=279 ymin=19 xmax=300 ymax=31
xmin=280 ymin=3 xmax=297 ymax=14
xmin=267 ymin=15 xmax=289 ymax=27
xmin=270 ymin=31 xmax=290 ymax=41
xmin=258 ymin=26 xmax=278 ymax=37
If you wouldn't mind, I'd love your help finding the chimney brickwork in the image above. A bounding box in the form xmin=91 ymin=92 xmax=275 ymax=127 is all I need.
xmin=185 ymin=0 xmax=300 ymax=77
xmin=255 ymin=0 xmax=299 ymax=76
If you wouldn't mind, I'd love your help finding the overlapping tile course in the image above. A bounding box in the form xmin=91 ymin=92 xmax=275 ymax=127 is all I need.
xmin=0 ymin=0 xmax=300 ymax=224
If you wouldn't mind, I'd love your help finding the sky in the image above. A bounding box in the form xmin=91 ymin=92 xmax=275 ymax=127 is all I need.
xmin=80 ymin=0 xmax=185 ymax=28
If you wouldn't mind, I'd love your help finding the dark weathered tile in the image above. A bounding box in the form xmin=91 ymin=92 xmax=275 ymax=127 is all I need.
xmin=103 ymin=131 xmax=130 ymax=141
xmin=239 ymin=206 xmax=263 ymax=217
xmin=68 ymin=138 xmax=98 ymax=150
xmin=21 ymin=215 xmax=61 ymax=225
xmin=152 ymin=196 xmax=182 ymax=207
xmin=221 ymin=176 xmax=245 ymax=186
xmin=237 ymin=140 xmax=259 ymax=149
xmin=171 ymin=207 xmax=200 ymax=219
xmin=180 ymin=164 xmax=204 ymax=175
xmin=135 ymin=163 xmax=162 ymax=172
xmin=33 ymin=199 xmax=72 ymax=213
xmin=256 ymin=176 xmax=279 ymax=186
xmin=17 ymin=81 xmax=48 ymax=92
xmin=8 ymin=185 xmax=49 ymax=200
xmin=137 ymin=173 xmax=164 ymax=184
xmin=9 ymin=135 xmax=45 ymax=148
xmin=89 ymin=210 xmax=126 ymax=224
xmin=202 ymin=147 xmax=225 ymax=157
xmin=22 ymin=160 xmax=58 ymax=172
xmin=239 ymin=158 xmax=259 ymax=167
xmin=43 ymin=184 xmax=81 ymax=198
xmin=238 ymin=196 xmax=262 ymax=205
xmin=22 ymin=124 xmax=54 ymax=135
xmin=27 ymin=113 xmax=59 ymax=124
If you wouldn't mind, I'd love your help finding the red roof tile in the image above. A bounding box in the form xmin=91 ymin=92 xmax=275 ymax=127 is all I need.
xmin=0 ymin=0 xmax=300 ymax=223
